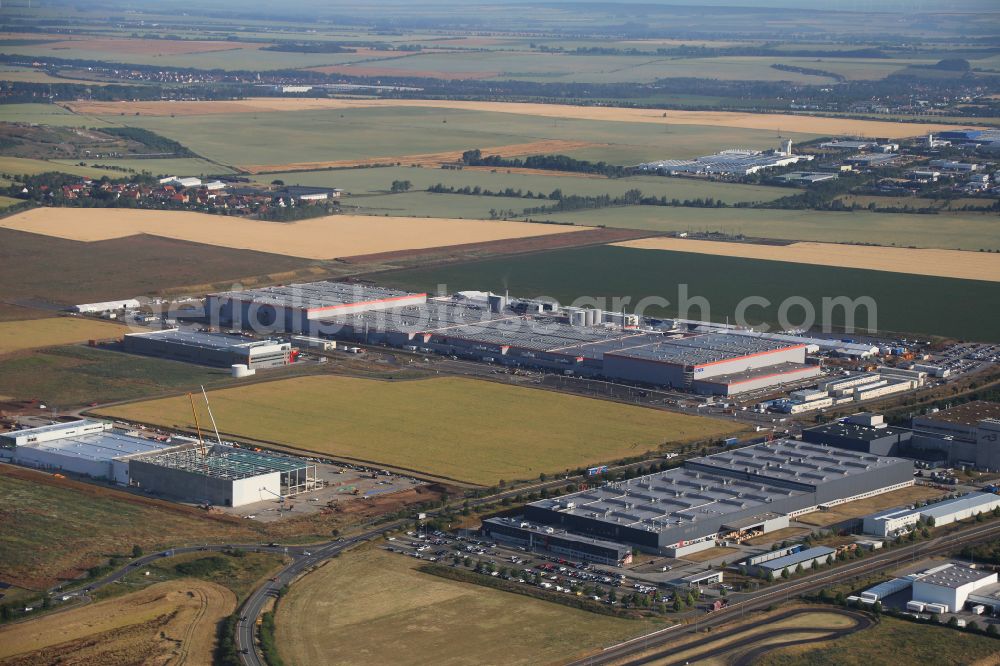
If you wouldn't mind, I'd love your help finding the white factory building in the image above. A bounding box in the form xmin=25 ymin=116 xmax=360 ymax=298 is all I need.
xmin=911 ymin=564 xmax=998 ymax=613
xmin=70 ymin=299 xmax=141 ymax=314
xmin=0 ymin=420 xmax=190 ymax=485
xmin=862 ymin=492 xmax=1000 ymax=538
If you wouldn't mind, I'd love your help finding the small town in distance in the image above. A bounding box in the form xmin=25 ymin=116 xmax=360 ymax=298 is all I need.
xmin=0 ymin=1 xmax=999 ymax=665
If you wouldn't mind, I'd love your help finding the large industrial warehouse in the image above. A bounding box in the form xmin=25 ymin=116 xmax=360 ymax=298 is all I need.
xmin=123 ymin=329 xmax=293 ymax=370
xmin=0 ymin=420 xmax=191 ymax=485
xmin=209 ymin=282 xmax=821 ymax=395
xmin=207 ymin=281 xmax=427 ymax=333
xmin=523 ymin=440 xmax=914 ymax=557
xmin=1 ymin=419 xmax=318 ymax=508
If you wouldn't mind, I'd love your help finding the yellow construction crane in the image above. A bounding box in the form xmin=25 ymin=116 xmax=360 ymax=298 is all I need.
xmin=188 ymin=392 xmax=207 ymax=457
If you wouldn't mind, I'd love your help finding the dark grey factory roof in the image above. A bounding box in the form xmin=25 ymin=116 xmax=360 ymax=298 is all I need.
xmin=606 ymin=333 xmax=794 ymax=367
xmin=804 ymin=421 xmax=911 ymax=442
xmin=126 ymin=328 xmax=285 ymax=351
xmin=915 ymin=401 xmax=1000 ymax=427
xmin=211 ymin=281 xmax=421 ymax=310
xmin=529 ymin=463 xmax=806 ymax=534
xmin=687 ymin=440 xmax=902 ymax=486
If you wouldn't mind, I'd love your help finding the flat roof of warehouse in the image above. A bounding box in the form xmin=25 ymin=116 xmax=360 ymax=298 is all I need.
xmin=529 ymin=463 xmax=806 ymax=534
xmin=758 ymin=546 xmax=836 ymax=570
xmin=687 ymin=440 xmax=904 ymax=486
xmin=126 ymin=328 xmax=284 ymax=351
xmin=805 ymin=421 xmax=912 ymax=442
xmin=918 ymin=564 xmax=995 ymax=589
xmin=695 ymin=362 xmax=818 ymax=387
xmin=606 ymin=333 xmax=797 ymax=367
xmin=916 ymin=401 xmax=1000 ymax=427
xmin=919 ymin=493 xmax=1000 ymax=519
xmin=210 ymin=281 xmax=423 ymax=310
xmin=19 ymin=430 xmax=180 ymax=461
xmin=137 ymin=446 xmax=311 ymax=480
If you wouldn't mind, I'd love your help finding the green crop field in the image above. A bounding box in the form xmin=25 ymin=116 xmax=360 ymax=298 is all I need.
xmin=276 ymin=546 xmax=656 ymax=666
xmin=262 ymin=165 xmax=790 ymax=203
xmin=539 ymin=206 xmax=1000 ymax=251
xmin=0 ymin=104 xmax=100 ymax=127
xmin=376 ymin=244 xmax=1000 ymax=342
xmin=758 ymin=616 xmax=1000 ymax=666
xmin=0 ymin=227 xmax=313 ymax=307
xmin=97 ymin=375 xmax=741 ymax=485
xmin=50 ymin=157 xmax=236 ymax=177
xmin=0 ymin=346 xmax=233 ymax=408
xmin=68 ymin=105 xmax=818 ymax=169
xmin=0 ymin=156 xmax=110 ymax=179
xmin=0 ymin=468 xmax=262 ymax=590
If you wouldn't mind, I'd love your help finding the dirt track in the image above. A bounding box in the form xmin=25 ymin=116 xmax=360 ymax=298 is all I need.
xmin=0 ymin=580 xmax=235 ymax=665
xmin=615 ymin=237 xmax=1000 ymax=282
xmin=61 ymin=98 xmax=963 ymax=137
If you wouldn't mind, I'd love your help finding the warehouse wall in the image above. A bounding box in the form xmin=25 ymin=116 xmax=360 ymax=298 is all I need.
xmin=232 ymin=473 xmax=281 ymax=507
xmin=14 ymin=447 xmax=111 ymax=480
xmin=129 ymin=461 xmax=237 ymax=506
xmin=600 ymin=354 xmax=687 ymax=387
xmin=694 ymin=346 xmax=806 ymax=380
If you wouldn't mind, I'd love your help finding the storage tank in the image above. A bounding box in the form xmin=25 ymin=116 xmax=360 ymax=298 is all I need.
xmin=592 ymin=309 xmax=603 ymax=325
xmin=232 ymin=364 xmax=255 ymax=378
xmin=570 ymin=309 xmax=587 ymax=326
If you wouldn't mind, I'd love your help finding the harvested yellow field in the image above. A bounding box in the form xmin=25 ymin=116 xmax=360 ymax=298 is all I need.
xmin=614 ymin=237 xmax=1000 ymax=282
xmin=242 ymin=139 xmax=598 ymax=173
xmin=0 ymin=579 xmax=234 ymax=665
xmin=0 ymin=317 xmax=128 ymax=355
xmin=63 ymin=98 xmax=963 ymax=137
xmin=0 ymin=207 xmax=582 ymax=261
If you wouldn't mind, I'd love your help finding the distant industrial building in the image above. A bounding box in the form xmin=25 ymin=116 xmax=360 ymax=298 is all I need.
xmin=481 ymin=516 xmax=633 ymax=566
xmin=123 ymin=329 xmax=293 ymax=370
xmin=208 ymin=281 xmax=427 ymax=333
xmin=777 ymin=171 xmax=838 ymax=184
xmin=0 ymin=420 xmax=190 ymax=485
xmin=911 ymin=402 xmax=1000 ymax=470
xmin=635 ymin=141 xmax=812 ymax=177
xmin=524 ymin=440 xmax=913 ymax=557
xmin=846 ymin=153 xmax=899 ymax=168
xmin=861 ymin=492 xmax=1000 ymax=538
xmin=70 ymin=299 xmax=141 ymax=314
xmin=129 ymin=445 xmax=318 ymax=508
xmin=819 ymin=140 xmax=877 ymax=151
xmin=212 ymin=282 xmax=821 ymax=395
xmin=802 ymin=413 xmax=913 ymax=456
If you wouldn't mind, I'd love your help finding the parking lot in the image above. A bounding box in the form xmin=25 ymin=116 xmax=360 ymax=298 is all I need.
xmin=381 ymin=529 xmax=723 ymax=609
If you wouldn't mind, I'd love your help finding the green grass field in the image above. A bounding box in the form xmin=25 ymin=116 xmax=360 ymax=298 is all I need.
xmin=0 ymin=345 xmax=232 ymax=408
xmin=106 ymin=550 xmax=285 ymax=604
xmin=97 ymin=375 xmax=740 ymax=485
xmin=275 ymin=546 xmax=656 ymax=666
xmin=541 ymin=206 xmax=1000 ymax=251
xmin=376 ymin=244 xmax=1000 ymax=341
xmin=758 ymin=616 xmax=1000 ymax=666
xmin=0 ymin=156 xmax=111 ymax=179
xmin=264 ymin=165 xmax=790 ymax=203
xmin=67 ymin=105 xmax=818 ymax=168
xmin=50 ymin=157 xmax=235 ymax=177
xmin=0 ymin=469 xmax=262 ymax=590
